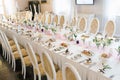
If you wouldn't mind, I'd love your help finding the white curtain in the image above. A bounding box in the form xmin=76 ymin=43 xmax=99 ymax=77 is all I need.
xmin=52 ymin=0 xmax=74 ymax=20
xmin=105 ymin=0 xmax=120 ymax=17
xmin=3 ymin=0 xmax=17 ymax=15
xmin=53 ymin=0 xmax=75 ymax=22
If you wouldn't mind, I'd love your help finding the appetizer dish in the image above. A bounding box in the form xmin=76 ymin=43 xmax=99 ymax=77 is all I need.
xmin=61 ymin=42 xmax=68 ymax=47
xmin=81 ymin=50 xmax=92 ymax=56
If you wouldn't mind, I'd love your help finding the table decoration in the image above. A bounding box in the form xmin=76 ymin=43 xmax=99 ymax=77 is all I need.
xmin=93 ymin=37 xmax=102 ymax=48
xmin=71 ymin=54 xmax=82 ymax=60
xmin=81 ymin=50 xmax=93 ymax=56
xmin=102 ymin=38 xmax=113 ymax=49
xmin=99 ymin=63 xmax=111 ymax=74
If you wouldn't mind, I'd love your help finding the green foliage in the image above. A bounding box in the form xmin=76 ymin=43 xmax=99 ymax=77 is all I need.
xmin=102 ymin=63 xmax=112 ymax=70
xmin=43 ymin=25 xmax=48 ymax=30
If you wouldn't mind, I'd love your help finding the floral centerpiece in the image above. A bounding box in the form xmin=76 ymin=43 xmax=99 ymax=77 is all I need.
xmin=93 ymin=37 xmax=102 ymax=48
xmin=99 ymin=63 xmax=111 ymax=73
xmin=116 ymin=46 xmax=120 ymax=56
xmin=102 ymin=38 xmax=113 ymax=48
xmin=51 ymin=27 xmax=57 ymax=34
xmin=93 ymin=37 xmax=113 ymax=49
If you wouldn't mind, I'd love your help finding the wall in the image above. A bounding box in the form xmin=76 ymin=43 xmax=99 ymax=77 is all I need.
xmin=15 ymin=0 xmax=53 ymax=13
xmin=76 ymin=0 xmax=105 ymax=15
xmin=16 ymin=0 xmax=28 ymax=11
xmin=41 ymin=0 xmax=53 ymax=13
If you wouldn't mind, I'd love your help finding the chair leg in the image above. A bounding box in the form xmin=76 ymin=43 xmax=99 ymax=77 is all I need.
xmin=23 ymin=66 xmax=26 ymax=79
xmin=38 ymin=72 xmax=41 ymax=80
xmin=8 ymin=53 xmax=11 ymax=64
xmin=13 ymin=59 xmax=16 ymax=71
xmin=22 ymin=65 xmax=24 ymax=75
xmin=2 ymin=48 xmax=5 ymax=57
xmin=34 ymin=70 xmax=36 ymax=80
xmin=12 ymin=58 xmax=14 ymax=68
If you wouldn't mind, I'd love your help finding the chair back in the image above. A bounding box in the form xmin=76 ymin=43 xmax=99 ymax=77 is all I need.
xmin=89 ymin=18 xmax=99 ymax=35
xmin=38 ymin=13 xmax=42 ymax=22
xmin=104 ymin=20 xmax=115 ymax=37
xmin=25 ymin=42 xmax=38 ymax=67
xmin=47 ymin=14 xmax=51 ymax=24
xmin=41 ymin=13 xmax=46 ymax=24
xmin=71 ymin=17 xmax=76 ymax=26
xmin=78 ymin=17 xmax=87 ymax=32
xmin=54 ymin=15 xmax=58 ymax=25
xmin=1 ymin=32 xmax=12 ymax=53
xmin=12 ymin=36 xmax=24 ymax=63
xmin=62 ymin=63 xmax=81 ymax=80
xmin=60 ymin=15 xmax=65 ymax=27
xmin=0 ymin=30 xmax=8 ymax=51
xmin=41 ymin=50 xmax=56 ymax=80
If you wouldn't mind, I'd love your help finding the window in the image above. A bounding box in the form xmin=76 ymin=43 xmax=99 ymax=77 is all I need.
xmin=53 ymin=0 xmax=72 ymax=17
xmin=0 ymin=0 xmax=4 ymax=14
xmin=76 ymin=0 xmax=93 ymax=5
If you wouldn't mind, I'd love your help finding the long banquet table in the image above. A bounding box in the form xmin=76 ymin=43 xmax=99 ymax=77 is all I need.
xmin=1 ymin=23 xmax=120 ymax=80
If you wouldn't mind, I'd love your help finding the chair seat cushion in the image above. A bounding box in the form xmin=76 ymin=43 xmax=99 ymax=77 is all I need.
xmin=9 ymin=40 xmax=15 ymax=46
xmin=23 ymin=56 xmax=32 ymax=66
xmin=23 ymin=55 xmax=41 ymax=66
xmin=36 ymin=54 xmax=41 ymax=63
xmin=13 ymin=49 xmax=28 ymax=59
xmin=54 ymin=64 xmax=59 ymax=72
xmin=35 ymin=63 xmax=45 ymax=76
xmin=11 ymin=45 xmax=17 ymax=52
xmin=56 ymin=70 xmax=63 ymax=80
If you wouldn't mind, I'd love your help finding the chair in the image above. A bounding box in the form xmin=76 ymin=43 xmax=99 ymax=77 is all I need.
xmin=41 ymin=50 xmax=62 ymax=80
xmin=25 ymin=11 xmax=32 ymax=20
xmin=88 ymin=18 xmax=99 ymax=35
xmin=62 ymin=63 xmax=81 ymax=80
xmin=34 ymin=14 xmax=39 ymax=22
xmin=12 ymin=36 xmax=30 ymax=78
xmin=25 ymin=42 xmax=45 ymax=80
xmin=104 ymin=20 xmax=115 ymax=37
xmin=53 ymin=15 xmax=58 ymax=26
xmin=78 ymin=17 xmax=87 ymax=33
xmin=38 ymin=13 xmax=42 ymax=23
xmin=47 ymin=14 xmax=52 ymax=25
xmin=71 ymin=17 xmax=77 ymax=26
xmin=59 ymin=15 xmax=65 ymax=28
xmin=11 ymin=35 xmax=41 ymax=79
xmin=41 ymin=13 xmax=46 ymax=25
xmin=0 ymin=30 xmax=9 ymax=61
xmin=0 ymin=31 xmax=15 ymax=64
xmin=1 ymin=32 xmax=29 ymax=72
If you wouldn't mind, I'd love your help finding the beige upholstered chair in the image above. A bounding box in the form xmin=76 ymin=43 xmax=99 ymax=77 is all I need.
xmin=104 ymin=20 xmax=115 ymax=37
xmin=0 ymin=30 xmax=9 ymax=62
xmin=41 ymin=13 xmax=46 ymax=25
xmin=60 ymin=15 xmax=65 ymax=28
xmin=41 ymin=50 xmax=62 ymax=80
xmin=89 ymin=18 xmax=99 ymax=35
xmin=78 ymin=17 xmax=87 ymax=33
xmin=62 ymin=63 xmax=81 ymax=80
xmin=71 ymin=17 xmax=77 ymax=26
xmin=53 ymin=15 xmax=58 ymax=26
xmin=11 ymin=36 xmax=41 ymax=79
xmin=25 ymin=11 xmax=32 ymax=20
xmin=25 ymin=42 xmax=45 ymax=80
xmin=34 ymin=14 xmax=39 ymax=22
xmin=38 ymin=13 xmax=42 ymax=23
xmin=47 ymin=14 xmax=52 ymax=24
xmin=1 ymin=33 xmax=30 ymax=72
